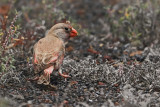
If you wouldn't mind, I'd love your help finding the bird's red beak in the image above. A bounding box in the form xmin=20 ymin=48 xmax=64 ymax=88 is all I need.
xmin=70 ymin=28 xmax=78 ymax=37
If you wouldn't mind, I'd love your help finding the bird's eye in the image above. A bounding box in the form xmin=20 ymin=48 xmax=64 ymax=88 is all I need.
xmin=65 ymin=27 xmax=69 ymax=31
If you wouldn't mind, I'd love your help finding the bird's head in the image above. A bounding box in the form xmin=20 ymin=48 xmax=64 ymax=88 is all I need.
xmin=47 ymin=21 xmax=78 ymax=42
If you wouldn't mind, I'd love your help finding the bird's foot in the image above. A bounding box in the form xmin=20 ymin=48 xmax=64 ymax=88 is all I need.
xmin=37 ymin=66 xmax=54 ymax=85
xmin=27 ymin=76 xmax=39 ymax=81
xmin=58 ymin=69 xmax=71 ymax=78
xmin=37 ymin=74 xmax=50 ymax=85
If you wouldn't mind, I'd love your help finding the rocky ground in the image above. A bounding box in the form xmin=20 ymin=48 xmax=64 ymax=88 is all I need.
xmin=0 ymin=0 xmax=160 ymax=107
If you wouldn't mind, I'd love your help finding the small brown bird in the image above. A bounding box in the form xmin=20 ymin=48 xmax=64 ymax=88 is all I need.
xmin=33 ymin=21 xmax=78 ymax=85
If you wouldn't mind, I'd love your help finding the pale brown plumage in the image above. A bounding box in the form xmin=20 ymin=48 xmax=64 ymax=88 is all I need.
xmin=33 ymin=21 xmax=78 ymax=86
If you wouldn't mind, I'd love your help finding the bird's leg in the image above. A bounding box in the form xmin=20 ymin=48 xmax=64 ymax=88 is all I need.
xmin=44 ymin=66 xmax=54 ymax=83
xmin=38 ymin=66 xmax=54 ymax=85
xmin=58 ymin=68 xmax=71 ymax=78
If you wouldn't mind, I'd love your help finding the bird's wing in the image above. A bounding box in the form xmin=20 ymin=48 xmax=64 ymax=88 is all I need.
xmin=33 ymin=36 xmax=64 ymax=73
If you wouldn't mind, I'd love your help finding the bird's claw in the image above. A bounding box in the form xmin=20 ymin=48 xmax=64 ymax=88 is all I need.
xmin=58 ymin=69 xmax=71 ymax=78
xmin=37 ymin=67 xmax=53 ymax=85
